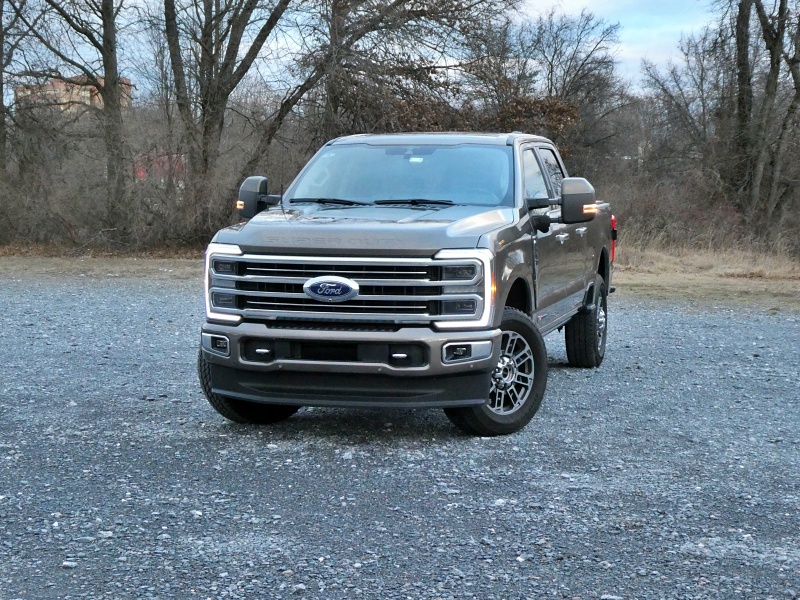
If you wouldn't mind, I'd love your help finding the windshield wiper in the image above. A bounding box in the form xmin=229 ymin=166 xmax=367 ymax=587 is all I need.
xmin=289 ymin=197 xmax=366 ymax=206
xmin=373 ymin=198 xmax=454 ymax=206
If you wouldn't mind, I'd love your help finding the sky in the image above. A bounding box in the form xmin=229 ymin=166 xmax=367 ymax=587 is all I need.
xmin=525 ymin=0 xmax=718 ymax=84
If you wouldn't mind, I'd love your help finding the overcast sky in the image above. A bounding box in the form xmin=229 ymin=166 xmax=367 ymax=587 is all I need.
xmin=524 ymin=0 xmax=718 ymax=85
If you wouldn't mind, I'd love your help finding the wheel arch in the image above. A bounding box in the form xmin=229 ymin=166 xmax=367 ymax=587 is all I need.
xmin=579 ymin=250 xmax=610 ymax=311
xmin=499 ymin=277 xmax=532 ymax=317
xmin=597 ymin=248 xmax=610 ymax=287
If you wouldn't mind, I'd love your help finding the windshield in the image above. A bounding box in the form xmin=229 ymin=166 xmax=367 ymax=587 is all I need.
xmin=287 ymin=144 xmax=515 ymax=207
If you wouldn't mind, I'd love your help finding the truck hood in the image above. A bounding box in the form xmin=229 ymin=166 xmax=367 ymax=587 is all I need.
xmin=214 ymin=203 xmax=516 ymax=256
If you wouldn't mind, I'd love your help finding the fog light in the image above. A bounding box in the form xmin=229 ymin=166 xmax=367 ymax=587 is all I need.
xmin=445 ymin=344 xmax=472 ymax=361
xmin=442 ymin=341 xmax=492 ymax=364
xmin=201 ymin=333 xmax=230 ymax=357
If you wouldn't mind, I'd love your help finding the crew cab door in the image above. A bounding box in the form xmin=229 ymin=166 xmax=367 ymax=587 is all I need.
xmin=521 ymin=146 xmax=568 ymax=315
xmin=536 ymin=145 xmax=588 ymax=301
xmin=523 ymin=144 xmax=586 ymax=323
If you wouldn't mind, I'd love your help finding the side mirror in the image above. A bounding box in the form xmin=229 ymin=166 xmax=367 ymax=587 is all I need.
xmin=237 ymin=176 xmax=279 ymax=219
xmin=526 ymin=197 xmax=551 ymax=210
xmin=561 ymin=177 xmax=597 ymax=224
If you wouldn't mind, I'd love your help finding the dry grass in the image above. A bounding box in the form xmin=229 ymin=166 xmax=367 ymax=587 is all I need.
xmin=614 ymin=244 xmax=800 ymax=311
xmin=1 ymin=244 xmax=798 ymax=311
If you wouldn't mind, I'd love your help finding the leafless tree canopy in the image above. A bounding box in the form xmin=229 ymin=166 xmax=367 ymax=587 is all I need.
xmin=1 ymin=0 xmax=798 ymax=255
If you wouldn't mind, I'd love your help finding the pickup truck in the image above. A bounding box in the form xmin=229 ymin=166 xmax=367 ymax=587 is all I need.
xmin=198 ymin=132 xmax=616 ymax=436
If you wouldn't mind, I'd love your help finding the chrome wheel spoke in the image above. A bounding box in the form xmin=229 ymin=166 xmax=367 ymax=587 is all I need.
xmin=513 ymin=347 xmax=533 ymax=363
xmin=488 ymin=331 xmax=535 ymax=416
xmin=514 ymin=371 xmax=533 ymax=386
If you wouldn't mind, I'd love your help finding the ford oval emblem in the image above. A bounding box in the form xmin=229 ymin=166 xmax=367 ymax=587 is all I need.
xmin=303 ymin=276 xmax=360 ymax=303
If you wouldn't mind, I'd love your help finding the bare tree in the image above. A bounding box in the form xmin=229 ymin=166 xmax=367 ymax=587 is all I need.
xmin=1 ymin=0 xmax=38 ymax=174
xmin=638 ymin=0 xmax=800 ymax=252
xmin=734 ymin=0 xmax=754 ymax=190
xmin=163 ymin=0 xmax=521 ymax=239
xmin=12 ymin=0 xmax=132 ymax=235
xmin=459 ymin=8 xmax=625 ymax=171
xmin=749 ymin=0 xmax=788 ymax=214
xmin=760 ymin=0 xmax=800 ymax=222
xmin=642 ymin=30 xmax=726 ymax=154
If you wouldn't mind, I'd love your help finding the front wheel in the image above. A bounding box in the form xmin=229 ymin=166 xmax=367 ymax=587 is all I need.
xmin=565 ymin=274 xmax=608 ymax=368
xmin=444 ymin=308 xmax=548 ymax=436
xmin=197 ymin=350 xmax=300 ymax=424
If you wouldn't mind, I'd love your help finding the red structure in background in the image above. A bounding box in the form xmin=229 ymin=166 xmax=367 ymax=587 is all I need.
xmin=134 ymin=149 xmax=187 ymax=187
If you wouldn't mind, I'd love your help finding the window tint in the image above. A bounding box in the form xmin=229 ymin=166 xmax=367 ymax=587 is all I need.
xmin=538 ymin=148 xmax=564 ymax=195
xmin=522 ymin=149 xmax=548 ymax=200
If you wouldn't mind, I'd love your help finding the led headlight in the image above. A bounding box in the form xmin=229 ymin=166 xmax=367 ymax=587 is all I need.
xmin=442 ymin=265 xmax=477 ymax=280
xmin=213 ymin=260 xmax=238 ymax=275
xmin=205 ymin=243 xmax=243 ymax=323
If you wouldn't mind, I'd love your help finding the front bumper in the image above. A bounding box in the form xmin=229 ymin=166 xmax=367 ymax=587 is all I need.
xmin=200 ymin=321 xmax=501 ymax=408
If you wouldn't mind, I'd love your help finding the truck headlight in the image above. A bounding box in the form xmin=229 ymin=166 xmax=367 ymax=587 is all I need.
xmin=212 ymin=259 xmax=238 ymax=275
xmin=434 ymin=249 xmax=494 ymax=329
xmin=205 ymin=243 xmax=243 ymax=323
xmin=442 ymin=265 xmax=477 ymax=280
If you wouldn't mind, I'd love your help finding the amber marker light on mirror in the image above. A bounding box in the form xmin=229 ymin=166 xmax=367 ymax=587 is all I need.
xmin=583 ymin=204 xmax=599 ymax=215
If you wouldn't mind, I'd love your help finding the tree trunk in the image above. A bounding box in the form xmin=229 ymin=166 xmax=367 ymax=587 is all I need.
xmin=734 ymin=0 xmax=753 ymax=195
xmin=749 ymin=0 xmax=787 ymax=220
xmin=0 ymin=0 xmax=8 ymax=176
xmin=323 ymin=0 xmax=348 ymax=141
xmin=764 ymin=18 xmax=800 ymax=224
xmin=98 ymin=0 xmax=129 ymax=237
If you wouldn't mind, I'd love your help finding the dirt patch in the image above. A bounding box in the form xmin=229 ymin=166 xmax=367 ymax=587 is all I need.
xmin=613 ymin=270 xmax=800 ymax=311
xmin=613 ymin=247 xmax=800 ymax=311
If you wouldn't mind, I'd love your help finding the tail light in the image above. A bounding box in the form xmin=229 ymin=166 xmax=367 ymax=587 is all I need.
xmin=611 ymin=214 xmax=617 ymax=263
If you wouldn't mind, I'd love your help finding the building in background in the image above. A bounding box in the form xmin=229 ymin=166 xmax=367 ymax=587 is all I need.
xmin=14 ymin=76 xmax=132 ymax=111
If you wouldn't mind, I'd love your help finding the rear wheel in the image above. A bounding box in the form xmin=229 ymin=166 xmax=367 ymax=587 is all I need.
xmin=197 ymin=350 xmax=300 ymax=424
xmin=444 ymin=308 xmax=548 ymax=436
xmin=565 ymin=274 xmax=607 ymax=368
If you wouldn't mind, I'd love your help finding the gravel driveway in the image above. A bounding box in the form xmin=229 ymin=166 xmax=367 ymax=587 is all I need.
xmin=0 ymin=269 xmax=798 ymax=599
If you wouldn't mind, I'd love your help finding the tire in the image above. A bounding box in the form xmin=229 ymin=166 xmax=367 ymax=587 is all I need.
xmin=444 ymin=308 xmax=548 ymax=436
xmin=197 ymin=350 xmax=300 ymax=424
xmin=565 ymin=274 xmax=607 ymax=368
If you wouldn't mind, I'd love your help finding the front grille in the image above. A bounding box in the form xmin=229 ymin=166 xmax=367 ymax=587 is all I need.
xmin=238 ymin=281 xmax=440 ymax=296
xmin=208 ymin=254 xmax=484 ymax=324
xmin=242 ymin=262 xmax=437 ymax=280
xmin=242 ymin=298 xmax=435 ymax=314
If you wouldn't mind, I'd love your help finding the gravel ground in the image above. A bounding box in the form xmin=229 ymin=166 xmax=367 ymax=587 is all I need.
xmin=0 ymin=271 xmax=798 ymax=600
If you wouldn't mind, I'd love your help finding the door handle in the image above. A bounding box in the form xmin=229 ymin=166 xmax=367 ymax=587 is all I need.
xmin=576 ymin=227 xmax=588 ymax=236
xmin=556 ymin=233 xmax=569 ymax=244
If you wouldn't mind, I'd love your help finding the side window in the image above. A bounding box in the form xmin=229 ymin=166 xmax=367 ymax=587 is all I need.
xmin=538 ymin=148 xmax=565 ymax=196
xmin=522 ymin=149 xmax=548 ymax=200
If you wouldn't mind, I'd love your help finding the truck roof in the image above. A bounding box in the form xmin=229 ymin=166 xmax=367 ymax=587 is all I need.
xmin=328 ymin=132 xmax=554 ymax=147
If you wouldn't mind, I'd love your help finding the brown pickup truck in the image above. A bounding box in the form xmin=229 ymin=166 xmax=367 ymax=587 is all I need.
xmin=198 ymin=132 xmax=617 ymax=435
